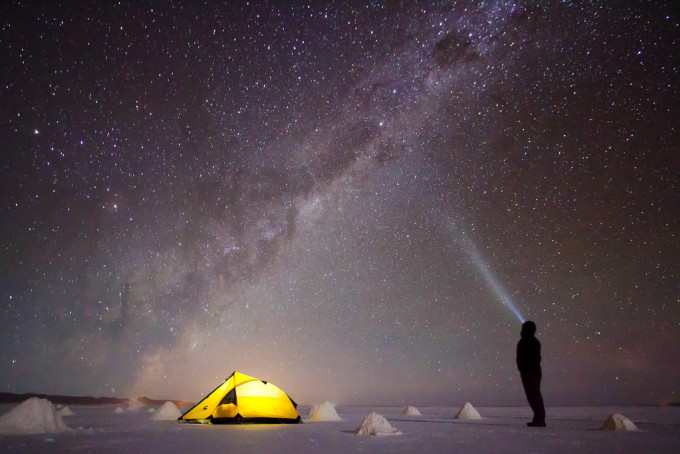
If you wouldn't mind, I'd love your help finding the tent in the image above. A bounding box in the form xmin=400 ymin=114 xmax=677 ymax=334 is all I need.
xmin=179 ymin=371 xmax=301 ymax=424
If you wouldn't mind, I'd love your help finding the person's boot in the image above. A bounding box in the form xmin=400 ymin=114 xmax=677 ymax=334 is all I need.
xmin=527 ymin=420 xmax=546 ymax=427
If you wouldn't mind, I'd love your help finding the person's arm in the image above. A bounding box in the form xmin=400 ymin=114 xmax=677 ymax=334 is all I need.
xmin=516 ymin=340 xmax=525 ymax=372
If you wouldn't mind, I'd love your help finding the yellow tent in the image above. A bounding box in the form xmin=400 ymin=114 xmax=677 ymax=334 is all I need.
xmin=179 ymin=371 xmax=301 ymax=424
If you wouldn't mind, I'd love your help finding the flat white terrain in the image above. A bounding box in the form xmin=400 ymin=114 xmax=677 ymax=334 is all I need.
xmin=1 ymin=404 xmax=679 ymax=453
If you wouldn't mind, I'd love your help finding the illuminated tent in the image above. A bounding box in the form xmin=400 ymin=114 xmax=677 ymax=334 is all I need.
xmin=179 ymin=371 xmax=301 ymax=424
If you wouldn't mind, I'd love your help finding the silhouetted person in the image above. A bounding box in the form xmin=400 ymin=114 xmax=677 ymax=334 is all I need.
xmin=516 ymin=320 xmax=546 ymax=427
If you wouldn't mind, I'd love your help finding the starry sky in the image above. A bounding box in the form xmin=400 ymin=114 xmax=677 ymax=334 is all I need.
xmin=1 ymin=1 xmax=678 ymax=407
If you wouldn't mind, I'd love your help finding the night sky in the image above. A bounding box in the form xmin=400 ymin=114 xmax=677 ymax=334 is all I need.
xmin=1 ymin=2 xmax=678 ymax=407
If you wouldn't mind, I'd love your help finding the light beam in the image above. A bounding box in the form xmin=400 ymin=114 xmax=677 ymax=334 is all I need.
xmin=447 ymin=220 xmax=525 ymax=323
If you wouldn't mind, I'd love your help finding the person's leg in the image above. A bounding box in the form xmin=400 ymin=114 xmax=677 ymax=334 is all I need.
xmin=522 ymin=375 xmax=545 ymax=426
xmin=534 ymin=376 xmax=545 ymax=423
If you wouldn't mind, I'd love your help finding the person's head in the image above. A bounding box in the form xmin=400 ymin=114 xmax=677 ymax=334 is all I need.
xmin=521 ymin=320 xmax=536 ymax=338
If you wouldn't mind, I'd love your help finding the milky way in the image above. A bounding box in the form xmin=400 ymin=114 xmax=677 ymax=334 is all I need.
xmin=1 ymin=2 xmax=678 ymax=406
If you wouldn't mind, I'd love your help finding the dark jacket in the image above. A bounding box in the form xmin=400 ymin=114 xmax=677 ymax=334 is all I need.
xmin=516 ymin=323 xmax=542 ymax=377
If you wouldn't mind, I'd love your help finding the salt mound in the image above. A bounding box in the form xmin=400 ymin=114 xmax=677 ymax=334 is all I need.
xmin=454 ymin=402 xmax=482 ymax=420
xmin=309 ymin=401 xmax=342 ymax=421
xmin=601 ymin=413 xmax=639 ymax=431
xmin=127 ymin=400 xmax=143 ymax=412
xmin=0 ymin=398 xmax=70 ymax=435
xmin=148 ymin=408 xmax=156 ymax=413
xmin=114 ymin=406 xmax=125 ymax=414
xmin=402 ymin=406 xmax=422 ymax=416
xmin=152 ymin=401 xmax=182 ymax=420
xmin=354 ymin=412 xmax=401 ymax=436
xmin=58 ymin=406 xmax=75 ymax=417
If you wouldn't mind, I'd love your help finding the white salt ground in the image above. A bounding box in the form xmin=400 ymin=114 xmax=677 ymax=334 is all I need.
xmin=0 ymin=405 xmax=679 ymax=453
xmin=0 ymin=398 xmax=70 ymax=435
xmin=308 ymin=402 xmax=342 ymax=421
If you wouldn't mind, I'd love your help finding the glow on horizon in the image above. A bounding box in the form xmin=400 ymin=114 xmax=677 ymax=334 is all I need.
xmin=447 ymin=220 xmax=525 ymax=323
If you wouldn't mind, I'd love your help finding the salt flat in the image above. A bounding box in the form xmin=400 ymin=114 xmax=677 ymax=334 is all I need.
xmin=1 ymin=404 xmax=679 ymax=453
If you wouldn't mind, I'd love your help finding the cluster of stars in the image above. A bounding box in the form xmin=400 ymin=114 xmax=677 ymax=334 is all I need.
xmin=1 ymin=2 xmax=678 ymax=406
